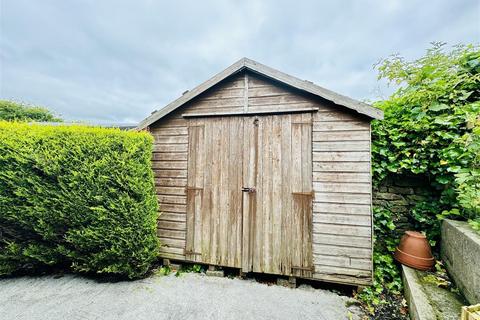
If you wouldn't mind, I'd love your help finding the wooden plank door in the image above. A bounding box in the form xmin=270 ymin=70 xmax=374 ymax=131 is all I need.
xmin=242 ymin=114 xmax=314 ymax=277
xmin=185 ymin=117 xmax=244 ymax=268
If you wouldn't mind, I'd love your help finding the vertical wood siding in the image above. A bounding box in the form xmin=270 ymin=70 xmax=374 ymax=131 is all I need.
xmin=185 ymin=117 xmax=244 ymax=267
xmin=242 ymin=114 xmax=313 ymax=277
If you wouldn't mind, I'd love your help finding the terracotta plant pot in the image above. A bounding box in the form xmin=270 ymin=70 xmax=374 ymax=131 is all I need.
xmin=394 ymin=231 xmax=435 ymax=270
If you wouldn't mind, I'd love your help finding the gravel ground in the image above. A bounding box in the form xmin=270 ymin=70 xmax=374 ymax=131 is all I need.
xmin=0 ymin=273 xmax=365 ymax=320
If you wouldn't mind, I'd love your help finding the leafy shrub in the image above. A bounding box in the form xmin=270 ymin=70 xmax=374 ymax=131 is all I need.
xmin=0 ymin=100 xmax=62 ymax=122
xmin=373 ymin=42 xmax=479 ymax=239
xmin=0 ymin=122 xmax=159 ymax=279
xmin=360 ymin=43 xmax=479 ymax=313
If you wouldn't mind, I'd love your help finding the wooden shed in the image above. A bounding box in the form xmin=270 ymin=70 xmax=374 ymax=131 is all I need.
xmin=138 ymin=58 xmax=383 ymax=286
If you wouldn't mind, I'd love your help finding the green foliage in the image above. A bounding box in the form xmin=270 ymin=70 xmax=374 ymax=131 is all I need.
xmin=452 ymin=117 xmax=480 ymax=230
xmin=358 ymin=252 xmax=403 ymax=312
xmin=359 ymin=208 xmax=403 ymax=312
xmin=154 ymin=265 xmax=172 ymax=276
xmin=175 ymin=264 xmax=205 ymax=277
xmin=360 ymin=43 xmax=480 ymax=313
xmin=372 ymin=42 xmax=479 ymax=239
xmin=0 ymin=100 xmax=62 ymax=122
xmin=0 ymin=122 xmax=159 ymax=279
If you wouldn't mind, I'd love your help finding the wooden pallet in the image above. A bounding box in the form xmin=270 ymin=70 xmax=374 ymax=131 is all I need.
xmin=462 ymin=304 xmax=480 ymax=320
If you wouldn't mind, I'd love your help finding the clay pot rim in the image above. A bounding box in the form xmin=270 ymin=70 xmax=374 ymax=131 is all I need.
xmin=405 ymin=231 xmax=426 ymax=239
xmin=395 ymin=247 xmax=434 ymax=261
xmin=394 ymin=252 xmax=434 ymax=270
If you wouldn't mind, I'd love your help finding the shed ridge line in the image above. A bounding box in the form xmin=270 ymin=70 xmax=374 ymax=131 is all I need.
xmin=137 ymin=58 xmax=383 ymax=130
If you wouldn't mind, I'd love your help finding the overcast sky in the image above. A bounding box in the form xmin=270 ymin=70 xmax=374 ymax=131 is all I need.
xmin=1 ymin=0 xmax=479 ymax=123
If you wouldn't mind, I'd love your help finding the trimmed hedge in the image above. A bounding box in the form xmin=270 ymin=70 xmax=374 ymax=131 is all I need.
xmin=0 ymin=122 xmax=159 ymax=279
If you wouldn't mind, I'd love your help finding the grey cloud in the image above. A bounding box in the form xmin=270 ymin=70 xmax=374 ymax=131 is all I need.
xmin=1 ymin=0 xmax=478 ymax=123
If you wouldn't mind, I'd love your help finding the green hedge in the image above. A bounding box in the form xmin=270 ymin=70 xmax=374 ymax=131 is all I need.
xmin=0 ymin=122 xmax=159 ymax=279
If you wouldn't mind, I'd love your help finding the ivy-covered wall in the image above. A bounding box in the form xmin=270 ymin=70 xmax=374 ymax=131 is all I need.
xmin=357 ymin=43 xmax=478 ymax=318
xmin=373 ymin=175 xmax=434 ymax=239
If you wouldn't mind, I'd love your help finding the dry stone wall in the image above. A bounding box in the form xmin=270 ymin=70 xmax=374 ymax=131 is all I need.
xmin=373 ymin=175 xmax=434 ymax=238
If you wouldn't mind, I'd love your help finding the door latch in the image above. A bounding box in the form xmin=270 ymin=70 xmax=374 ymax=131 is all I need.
xmin=241 ymin=187 xmax=256 ymax=193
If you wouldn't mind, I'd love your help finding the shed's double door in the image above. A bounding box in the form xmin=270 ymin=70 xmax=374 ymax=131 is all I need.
xmin=185 ymin=114 xmax=313 ymax=277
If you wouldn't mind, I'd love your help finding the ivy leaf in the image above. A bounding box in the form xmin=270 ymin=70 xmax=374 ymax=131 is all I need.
xmin=467 ymin=58 xmax=479 ymax=68
xmin=429 ymin=103 xmax=450 ymax=112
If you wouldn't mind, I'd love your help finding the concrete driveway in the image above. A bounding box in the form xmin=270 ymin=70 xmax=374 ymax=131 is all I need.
xmin=0 ymin=273 xmax=364 ymax=320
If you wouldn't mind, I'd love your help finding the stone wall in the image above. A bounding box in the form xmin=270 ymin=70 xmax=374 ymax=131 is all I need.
xmin=373 ymin=174 xmax=433 ymax=238
xmin=441 ymin=219 xmax=480 ymax=304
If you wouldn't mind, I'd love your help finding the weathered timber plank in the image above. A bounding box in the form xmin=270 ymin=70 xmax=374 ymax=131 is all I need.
xmin=314 ymin=265 xmax=372 ymax=277
xmin=271 ymin=115 xmax=282 ymax=275
xmin=159 ymin=246 xmax=185 ymax=256
xmin=313 ymin=213 xmax=371 ymax=226
xmin=280 ymin=114 xmax=293 ymax=275
xmin=313 ymin=202 xmax=371 ymax=215
xmin=151 ymin=127 xmax=188 ymax=136
xmin=184 ymin=102 xmax=244 ymax=114
xmin=192 ymin=95 xmax=244 ymax=105
xmin=218 ymin=118 xmax=229 ymax=266
xmin=159 ymin=203 xmax=186 ymax=213
xmin=156 ymin=229 xmax=186 ymax=240
xmin=313 ymin=272 xmax=372 ymax=286
xmin=152 ymin=161 xmax=188 ymax=170
xmin=201 ymin=119 xmax=214 ymax=262
xmin=313 ymin=121 xmax=370 ymax=131
xmin=312 ymin=223 xmax=371 ymax=237
xmin=313 ymin=131 xmax=370 ymax=141
xmin=197 ymin=88 xmax=244 ymax=100
xmin=150 ymin=116 xmax=187 ymax=129
xmin=158 ymin=220 xmax=186 ymax=231
xmin=313 ymin=182 xmax=371 ymax=194
xmin=248 ymin=85 xmax=294 ymax=97
xmin=152 ymin=153 xmax=188 ymax=161
xmin=314 ymin=111 xmax=366 ymax=122
xmin=313 ymin=254 xmax=371 ymax=270
xmin=312 ymin=244 xmax=371 ymax=259
xmin=229 ymin=117 xmax=243 ymax=267
xmin=301 ymin=112 xmax=314 ymax=278
xmin=155 ymin=178 xmax=187 ymax=187
xmin=157 ymin=195 xmax=187 ymax=205
xmin=314 ymin=192 xmax=371 ymax=204
xmin=158 ymin=252 xmax=185 ymax=261
xmin=153 ymin=136 xmax=188 ymax=144
xmin=312 ymin=141 xmax=370 ymax=152
xmin=159 ymin=237 xmax=185 ymax=249
xmin=247 ymin=102 xmax=317 ymax=112
xmin=313 ymin=161 xmax=371 ymax=172
xmin=156 ymin=186 xmax=186 ymax=195
xmin=241 ymin=115 xmax=253 ymax=271
xmin=152 ymin=144 xmax=188 ymax=152
xmin=159 ymin=212 xmax=186 ymax=222
xmin=312 ymin=233 xmax=371 ymax=248
xmin=312 ymin=172 xmax=371 ymax=183
xmin=185 ymin=121 xmax=200 ymax=262
xmin=154 ymin=169 xmax=187 ymax=178
xmin=248 ymin=94 xmax=314 ymax=106
xmin=253 ymin=115 xmax=265 ymax=273
xmin=312 ymin=151 xmax=370 ymax=162
xmin=194 ymin=121 xmax=206 ymax=263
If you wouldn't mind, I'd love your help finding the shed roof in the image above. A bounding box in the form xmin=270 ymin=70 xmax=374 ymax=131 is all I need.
xmin=137 ymin=58 xmax=383 ymax=129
